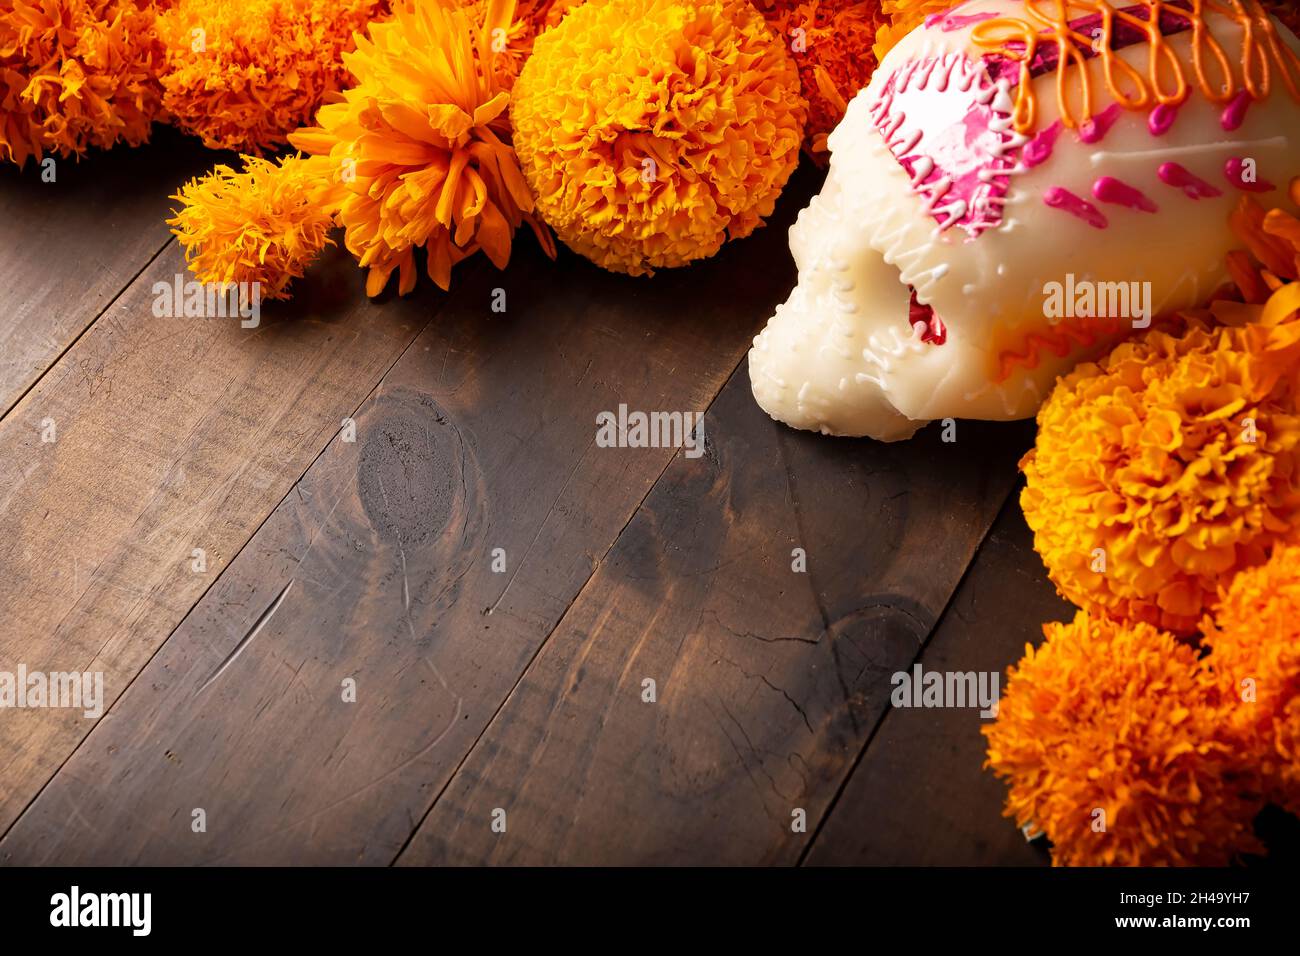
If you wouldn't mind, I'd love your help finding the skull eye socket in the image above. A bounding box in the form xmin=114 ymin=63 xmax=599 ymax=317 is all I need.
xmin=909 ymin=288 xmax=947 ymax=345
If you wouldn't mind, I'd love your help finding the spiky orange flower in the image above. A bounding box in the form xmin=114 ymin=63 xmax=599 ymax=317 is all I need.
xmin=168 ymin=154 xmax=336 ymax=300
xmin=1204 ymin=543 xmax=1300 ymax=816
xmin=454 ymin=0 xmax=576 ymax=87
xmin=756 ymin=1 xmax=884 ymax=160
xmin=1020 ymin=301 xmax=1300 ymax=634
xmin=984 ymin=611 xmax=1265 ymax=866
xmin=154 ymin=0 xmax=388 ymax=154
xmin=511 ymin=0 xmax=806 ymax=276
xmin=288 ymin=0 xmax=552 ymax=296
xmin=0 ymin=0 xmax=166 ymax=168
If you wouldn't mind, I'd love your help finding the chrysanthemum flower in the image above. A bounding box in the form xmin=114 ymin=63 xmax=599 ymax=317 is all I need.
xmin=756 ymin=0 xmax=883 ymax=160
xmin=1204 ymin=543 xmax=1300 ymax=816
xmin=874 ymin=0 xmax=949 ymax=62
xmin=168 ymin=153 xmax=336 ymax=299
xmin=0 ymin=0 xmax=166 ymax=168
xmin=288 ymin=0 xmax=552 ymax=296
xmin=510 ymin=0 xmax=807 ymax=276
xmin=154 ymin=0 xmax=388 ymax=153
xmin=1020 ymin=304 xmax=1300 ymax=635
xmin=984 ymin=611 xmax=1265 ymax=866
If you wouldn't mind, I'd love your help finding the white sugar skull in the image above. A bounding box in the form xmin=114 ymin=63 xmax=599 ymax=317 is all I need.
xmin=749 ymin=0 xmax=1300 ymax=440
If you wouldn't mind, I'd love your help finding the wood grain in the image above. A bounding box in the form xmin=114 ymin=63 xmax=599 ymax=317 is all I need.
xmin=0 ymin=128 xmax=217 ymax=417
xmin=804 ymin=496 xmax=1066 ymax=866
xmin=0 ymin=230 xmax=462 ymax=837
xmin=0 ymin=168 xmax=818 ymax=864
xmin=395 ymin=369 xmax=1036 ymax=866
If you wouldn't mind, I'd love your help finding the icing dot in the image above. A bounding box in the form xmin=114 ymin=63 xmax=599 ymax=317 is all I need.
xmin=1148 ymin=102 xmax=1179 ymax=136
xmin=1043 ymin=187 xmax=1109 ymax=229
xmin=1157 ymin=162 xmax=1222 ymax=200
xmin=1023 ymin=120 xmax=1062 ymax=168
xmin=1078 ymin=104 xmax=1122 ymax=144
xmin=1221 ymin=91 xmax=1253 ymax=132
xmin=1093 ymin=176 xmax=1158 ymax=213
xmin=1225 ymin=157 xmax=1276 ymax=193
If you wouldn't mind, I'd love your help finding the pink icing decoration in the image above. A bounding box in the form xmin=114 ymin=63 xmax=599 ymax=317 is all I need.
xmin=1148 ymin=102 xmax=1179 ymax=136
xmin=868 ymin=55 xmax=1018 ymax=238
xmin=925 ymin=11 xmax=997 ymax=30
xmin=1093 ymin=176 xmax=1158 ymax=213
xmin=1225 ymin=157 xmax=1276 ymax=193
xmin=1044 ymin=187 xmax=1109 ymax=229
xmin=1023 ymin=120 xmax=1062 ymax=168
xmin=1157 ymin=162 xmax=1222 ymax=200
xmin=1078 ymin=104 xmax=1123 ymax=144
xmin=1221 ymin=91 xmax=1253 ymax=132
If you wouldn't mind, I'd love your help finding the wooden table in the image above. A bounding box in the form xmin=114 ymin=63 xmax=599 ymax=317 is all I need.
xmin=0 ymin=128 xmax=1067 ymax=866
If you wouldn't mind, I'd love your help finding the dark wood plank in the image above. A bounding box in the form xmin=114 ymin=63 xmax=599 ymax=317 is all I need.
xmin=0 ymin=235 xmax=462 ymax=836
xmin=804 ymin=494 xmax=1065 ymax=865
xmin=0 ymin=168 xmax=819 ymax=865
xmin=395 ymin=369 xmax=1035 ymax=865
xmin=0 ymin=128 xmax=217 ymax=417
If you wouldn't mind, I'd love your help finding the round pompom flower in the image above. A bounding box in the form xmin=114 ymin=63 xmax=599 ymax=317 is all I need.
xmin=1204 ymin=543 xmax=1300 ymax=816
xmin=755 ymin=1 xmax=884 ymax=160
xmin=510 ymin=0 xmax=807 ymax=276
xmin=984 ymin=611 xmax=1264 ymax=866
xmin=1020 ymin=311 xmax=1300 ymax=635
xmin=168 ymin=153 xmax=336 ymax=300
xmin=0 ymin=0 xmax=166 ymax=168
xmin=288 ymin=0 xmax=553 ymax=296
xmin=154 ymin=0 xmax=388 ymax=154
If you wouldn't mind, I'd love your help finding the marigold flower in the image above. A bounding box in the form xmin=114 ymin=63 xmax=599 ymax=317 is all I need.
xmin=510 ymin=0 xmax=807 ymax=276
xmin=1020 ymin=305 xmax=1300 ymax=635
xmin=984 ymin=611 xmax=1265 ymax=866
xmin=1204 ymin=543 xmax=1300 ymax=816
xmin=154 ymin=0 xmax=388 ymax=153
xmin=874 ymin=0 xmax=949 ymax=61
xmin=755 ymin=1 xmax=883 ymax=160
xmin=0 ymin=0 xmax=166 ymax=168
xmin=168 ymin=153 xmax=336 ymax=299
xmin=288 ymin=0 xmax=552 ymax=296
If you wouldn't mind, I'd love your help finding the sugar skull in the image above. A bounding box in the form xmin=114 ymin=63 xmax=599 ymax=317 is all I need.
xmin=749 ymin=0 xmax=1300 ymax=440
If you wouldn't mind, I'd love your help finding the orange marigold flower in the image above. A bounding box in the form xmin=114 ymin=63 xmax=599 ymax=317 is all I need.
xmin=874 ymin=0 xmax=949 ymax=61
xmin=168 ymin=153 xmax=336 ymax=299
xmin=984 ymin=611 xmax=1265 ymax=866
xmin=510 ymin=0 xmax=807 ymax=276
xmin=1020 ymin=309 xmax=1300 ymax=635
xmin=289 ymin=0 xmax=552 ymax=296
xmin=756 ymin=1 xmax=884 ymax=161
xmin=154 ymin=0 xmax=388 ymax=154
xmin=1204 ymin=543 xmax=1300 ymax=816
xmin=0 ymin=0 xmax=166 ymax=168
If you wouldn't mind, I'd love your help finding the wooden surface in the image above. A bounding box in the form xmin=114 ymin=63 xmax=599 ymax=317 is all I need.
xmin=0 ymin=134 xmax=1069 ymax=866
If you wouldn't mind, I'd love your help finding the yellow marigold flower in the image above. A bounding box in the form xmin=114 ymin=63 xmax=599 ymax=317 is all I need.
xmin=756 ymin=1 xmax=884 ymax=161
xmin=984 ymin=611 xmax=1264 ymax=866
xmin=1020 ymin=307 xmax=1300 ymax=635
xmin=154 ymin=0 xmax=388 ymax=154
xmin=510 ymin=0 xmax=807 ymax=276
xmin=0 ymin=0 xmax=166 ymax=168
xmin=874 ymin=0 xmax=949 ymax=61
xmin=1204 ymin=543 xmax=1300 ymax=817
xmin=288 ymin=0 xmax=552 ymax=296
xmin=168 ymin=153 xmax=336 ymax=300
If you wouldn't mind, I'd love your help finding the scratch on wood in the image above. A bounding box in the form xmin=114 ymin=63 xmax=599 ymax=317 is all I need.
xmin=197 ymin=580 xmax=293 ymax=694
